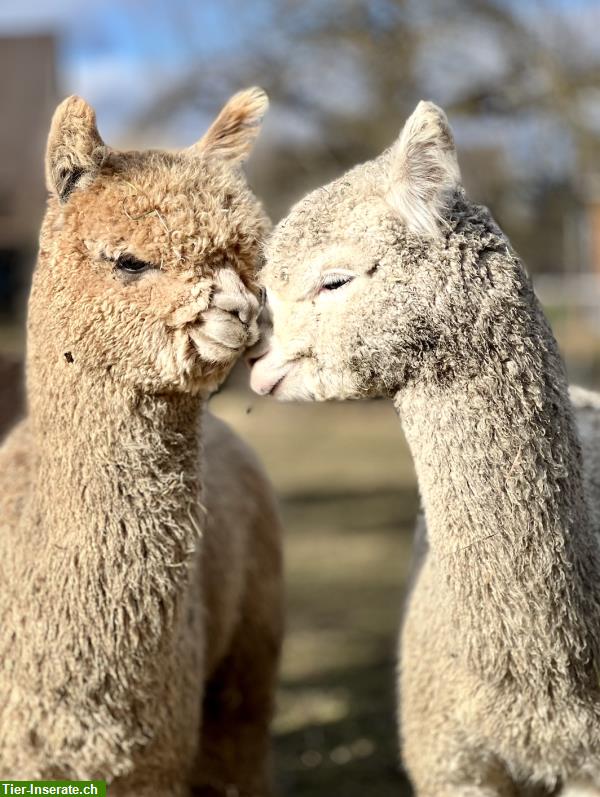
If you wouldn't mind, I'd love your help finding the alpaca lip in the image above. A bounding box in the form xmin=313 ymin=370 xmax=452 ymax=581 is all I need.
xmin=269 ymin=373 xmax=287 ymax=396
xmin=250 ymin=358 xmax=294 ymax=396
xmin=189 ymin=328 xmax=245 ymax=355
xmin=202 ymin=336 xmax=242 ymax=351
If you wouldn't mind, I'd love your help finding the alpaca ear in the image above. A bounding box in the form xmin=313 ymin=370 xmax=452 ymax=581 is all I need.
xmin=191 ymin=87 xmax=269 ymax=163
xmin=385 ymin=101 xmax=460 ymax=238
xmin=45 ymin=96 xmax=107 ymax=201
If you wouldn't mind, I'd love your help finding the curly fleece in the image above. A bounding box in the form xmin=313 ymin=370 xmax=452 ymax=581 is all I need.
xmin=0 ymin=92 xmax=283 ymax=797
xmin=258 ymin=101 xmax=600 ymax=795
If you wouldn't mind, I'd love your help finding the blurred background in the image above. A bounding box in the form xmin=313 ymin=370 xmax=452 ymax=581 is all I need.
xmin=0 ymin=1 xmax=599 ymax=794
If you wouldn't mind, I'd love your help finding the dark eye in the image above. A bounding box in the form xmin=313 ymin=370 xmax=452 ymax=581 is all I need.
xmin=115 ymin=254 xmax=153 ymax=274
xmin=320 ymin=272 xmax=355 ymax=292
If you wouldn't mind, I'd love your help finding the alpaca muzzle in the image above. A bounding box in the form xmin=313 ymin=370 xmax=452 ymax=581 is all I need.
xmin=182 ymin=269 xmax=261 ymax=362
xmin=250 ymin=351 xmax=295 ymax=396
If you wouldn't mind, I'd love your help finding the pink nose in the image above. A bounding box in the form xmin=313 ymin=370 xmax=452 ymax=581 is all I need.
xmin=250 ymin=352 xmax=292 ymax=396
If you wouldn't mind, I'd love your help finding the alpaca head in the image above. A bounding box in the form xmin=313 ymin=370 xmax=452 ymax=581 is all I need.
xmin=250 ymin=100 xmax=476 ymax=401
xmin=32 ymin=89 xmax=270 ymax=395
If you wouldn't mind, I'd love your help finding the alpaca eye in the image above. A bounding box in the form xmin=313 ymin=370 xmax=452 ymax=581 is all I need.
xmin=320 ymin=272 xmax=355 ymax=292
xmin=114 ymin=254 xmax=153 ymax=274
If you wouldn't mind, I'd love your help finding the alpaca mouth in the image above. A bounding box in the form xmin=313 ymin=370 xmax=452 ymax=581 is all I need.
xmin=250 ymin=358 xmax=296 ymax=396
xmin=187 ymin=326 xmax=247 ymax=362
xmin=199 ymin=332 xmax=243 ymax=351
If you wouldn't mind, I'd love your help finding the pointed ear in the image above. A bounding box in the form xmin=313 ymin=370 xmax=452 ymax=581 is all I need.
xmin=191 ymin=87 xmax=269 ymax=163
xmin=385 ymin=101 xmax=460 ymax=238
xmin=45 ymin=96 xmax=107 ymax=201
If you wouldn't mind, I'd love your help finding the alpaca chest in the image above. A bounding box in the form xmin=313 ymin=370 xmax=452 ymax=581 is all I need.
xmin=0 ymin=568 xmax=205 ymax=781
xmin=467 ymin=676 xmax=600 ymax=789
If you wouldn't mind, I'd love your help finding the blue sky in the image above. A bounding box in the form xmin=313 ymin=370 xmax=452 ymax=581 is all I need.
xmin=0 ymin=0 xmax=276 ymax=141
xmin=0 ymin=0 xmax=598 ymax=158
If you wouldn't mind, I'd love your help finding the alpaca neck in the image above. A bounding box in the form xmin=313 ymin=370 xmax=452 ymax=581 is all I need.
xmin=27 ymin=368 xmax=203 ymax=548
xmin=395 ymin=315 xmax=600 ymax=688
xmin=18 ymin=359 xmax=204 ymax=681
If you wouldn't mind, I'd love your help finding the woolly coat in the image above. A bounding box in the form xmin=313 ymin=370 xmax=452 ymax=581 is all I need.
xmin=0 ymin=91 xmax=283 ymax=797
xmin=252 ymin=99 xmax=600 ymax=794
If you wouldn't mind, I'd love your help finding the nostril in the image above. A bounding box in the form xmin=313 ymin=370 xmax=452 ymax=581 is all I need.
xmin=226 ymin=303 xmax=252 ymax=326
xmin=212 ymin=291 xmax=253 ymax=324
xmin=236 ymin=307 xmax=251 ymax=326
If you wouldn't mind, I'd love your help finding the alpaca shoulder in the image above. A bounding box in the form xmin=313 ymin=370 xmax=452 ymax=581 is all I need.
xmin=203 ymin=411 xmax=278 ymax=520
xmin=201 ymin=411 xmax=282 ymax=676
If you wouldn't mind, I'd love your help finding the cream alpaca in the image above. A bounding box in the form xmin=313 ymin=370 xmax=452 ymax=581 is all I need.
xmin=0 ymin=91 xmax=283 ymax=797
xmin=251 ymin=102 xmax=600 ymax=795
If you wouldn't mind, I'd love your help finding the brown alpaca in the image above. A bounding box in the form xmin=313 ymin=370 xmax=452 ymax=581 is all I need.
xmin=0 ymin=91 xmax=283 ymax=797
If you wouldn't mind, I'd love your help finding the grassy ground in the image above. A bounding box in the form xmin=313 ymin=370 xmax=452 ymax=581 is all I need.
xmin=210 ymin=393 xmax=418 ymax=796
